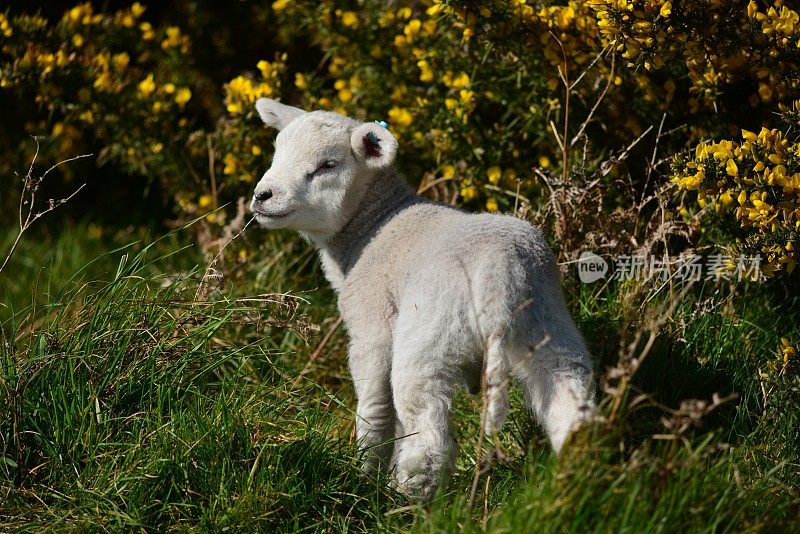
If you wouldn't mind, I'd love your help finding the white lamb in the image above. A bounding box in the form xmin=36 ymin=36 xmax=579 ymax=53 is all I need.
xmin=250 ymin=98 xmax=594 ymax=501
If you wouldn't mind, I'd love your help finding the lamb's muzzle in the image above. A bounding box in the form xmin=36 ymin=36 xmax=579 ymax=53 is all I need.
xmin=250 ymin=97 xmax=596 ymax=502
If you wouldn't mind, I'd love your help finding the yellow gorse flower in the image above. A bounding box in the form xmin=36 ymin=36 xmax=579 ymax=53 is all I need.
xmin=487 ymin=166 xmax=502 ymax=185
xmin=138 ymin=74 xmax=156 ymax=98
xmin=175 ymin=87 xmax=192 ymax=106
xmin=388 ymin=106 xmax=413 ymax=127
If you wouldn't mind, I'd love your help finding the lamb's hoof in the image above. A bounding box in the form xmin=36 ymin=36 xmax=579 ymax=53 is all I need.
xmin=393 ymin=470 xmax=438 ymax=503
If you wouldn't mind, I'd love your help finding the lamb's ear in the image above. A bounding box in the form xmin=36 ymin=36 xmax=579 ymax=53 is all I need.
xmin=255 ymin=98 xmax=306 ymax=130
xmin=350 ymin=122 xmax=398 ymax=169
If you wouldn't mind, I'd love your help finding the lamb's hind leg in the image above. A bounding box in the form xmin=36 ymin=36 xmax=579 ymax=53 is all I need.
xmin=515 ymin=317 xmax=595 ymax=452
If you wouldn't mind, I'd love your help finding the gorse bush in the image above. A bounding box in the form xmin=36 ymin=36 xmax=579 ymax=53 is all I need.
xmin=0 ymin=4 xmax=198 ymax=178
xmin=1 ymin=0 xmax=799 ymax=275
xmin=672 ymin=108 xmax=800 ymax=275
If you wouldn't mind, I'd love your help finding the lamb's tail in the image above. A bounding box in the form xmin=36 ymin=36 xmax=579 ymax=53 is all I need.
xmin=483 ymin=334 xmax=511 ymax=435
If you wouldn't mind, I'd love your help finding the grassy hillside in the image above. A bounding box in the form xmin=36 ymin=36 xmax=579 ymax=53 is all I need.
xmin=1 ymin=222 xmax=798 ymax=532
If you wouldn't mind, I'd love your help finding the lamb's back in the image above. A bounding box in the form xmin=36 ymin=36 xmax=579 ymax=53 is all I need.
xmin=397 ymin=203 xmax=552 ymax=264
xmin=367 ymin=202 xmax=557 ymax=293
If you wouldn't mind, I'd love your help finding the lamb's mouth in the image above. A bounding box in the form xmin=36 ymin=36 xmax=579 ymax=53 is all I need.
xmin=253 ymin=209 xmax=294 ymax=221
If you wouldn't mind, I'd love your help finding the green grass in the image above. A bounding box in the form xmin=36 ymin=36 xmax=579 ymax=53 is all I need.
xmin=2 ymin=223 xmax=799 ymax=532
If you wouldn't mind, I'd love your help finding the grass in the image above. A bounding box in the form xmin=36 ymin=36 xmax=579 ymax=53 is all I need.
xmin=1 ymin=222 xmax=799 ymax=532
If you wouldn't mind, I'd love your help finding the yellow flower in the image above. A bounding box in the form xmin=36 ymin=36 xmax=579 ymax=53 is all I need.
xmin=295 ymin=72 xmax=308 ymax=90
xmin=659 ymin=2 xmax=672 ymax=17
xmin=487 ymin=166 xmax=502 ymax=185
xmin=417 ymin=60 xmax=434 ymax=83
xmin=72 ymin=33 xmax=84 ymax=47
xmin=223 ymin=153 xmax=237 ymax=175
xmin=175 ymin=87 xmax=192 ymax=106
xmin=780 ymin=337 xmax=796 ymax=363
xmin=138 ymin=74 xmax=156 ymax=98
xmin=555 ymin=6 xmax=575 ymax=29
xmin=427 ymin=2 xmax=447 ymax=16
xmin=251 ymin=145 xmax=262 ymax=156
xmin=726 ymin=158 xmax=738 ymax=177
xmin=404 ymin=19 xmax=422 ymax=42
xmin=94 ymin=71 xmax=113 ymax=91
xmin=460 ymin=185 xmax=478 ymax=201
xmin=206 ymin=212 xmax=226 ymax=224
xmin=486 ymin=197 xmax=499 ymax=212
xmin=747 ymin=1 xmax=758 ymax=18
xmin=272 ymin=0 xmax=290 ymax=12
xmin=738 ymin=190 xmax=747 ymax=205
xmin=151 ymin=142 xmax=163 ymax=154
xmin=0 ymin=14 xmax=13 ymax=37
xmin=140 ymin=21 xmax=155 ymax=40
xmin=112 ymin=52 xmax=129 ymax=70
xmin=758 ymin=82 xmax=773 ymax=102
xmin=441 ymin=164 xmax=455 ymax=178
xmin=338 ymin=87 xmax=353 ymax=102
xmin=198 ymin=194 xmax=213 ymax=208
xmin=341 ymin=11 xmax=358 ymax=27
xmin=444 ymin=71 xmax=470 ymax=89
xmin=66 ymin=4 xmax=92 ymax=25
xmin=538 ymin=155 xmax=551 ymax=168
xmin=388 ymin=107 xmax=413 ymax=127
xmin=162 ymin=26 xmax=188 ymax=51
xmin=120 ymin=14 xmax=135 ymax=27
xmin=257 ymin=60 xmax=273 ymax=79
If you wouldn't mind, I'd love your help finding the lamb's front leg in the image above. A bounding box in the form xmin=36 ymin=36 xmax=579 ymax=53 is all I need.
xmin=390 ymin=322 xmax=457 ymax=502
xmin=349 ymin=338 xmax=395 ymax=474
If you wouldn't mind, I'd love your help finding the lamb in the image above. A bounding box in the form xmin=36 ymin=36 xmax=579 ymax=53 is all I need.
xmin=249 ymin=98 xmax=595 ymax=501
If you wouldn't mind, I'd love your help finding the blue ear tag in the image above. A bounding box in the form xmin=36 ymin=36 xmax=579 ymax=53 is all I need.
xmin=374 ymin=120 xmax=389 ymax=130
xmin=366 ymin=131 xmax=380 ymax=144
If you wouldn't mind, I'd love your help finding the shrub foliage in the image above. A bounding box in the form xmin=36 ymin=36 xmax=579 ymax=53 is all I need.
xmin=1 ymin=0 xmax=799 ymax=275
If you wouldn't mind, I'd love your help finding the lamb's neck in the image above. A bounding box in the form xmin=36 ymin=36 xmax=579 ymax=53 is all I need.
xmin=318 ymin=169 xmax=417 ymax=289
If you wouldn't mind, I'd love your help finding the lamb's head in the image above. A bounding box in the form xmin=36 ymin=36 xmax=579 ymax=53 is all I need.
xmin=250 ymin=98 xmax=398 ymax=241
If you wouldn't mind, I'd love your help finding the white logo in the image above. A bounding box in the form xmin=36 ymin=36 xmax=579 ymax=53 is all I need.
xmin=577 ymin=251 xmax=608 ymax=283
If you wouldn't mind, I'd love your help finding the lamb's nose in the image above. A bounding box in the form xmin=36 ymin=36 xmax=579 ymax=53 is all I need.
xmin=255 ymin=189 xmax=273 ymax=202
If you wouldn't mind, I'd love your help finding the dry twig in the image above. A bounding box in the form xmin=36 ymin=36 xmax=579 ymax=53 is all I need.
xmin=1 ymin=138 xmax=90 ymax=275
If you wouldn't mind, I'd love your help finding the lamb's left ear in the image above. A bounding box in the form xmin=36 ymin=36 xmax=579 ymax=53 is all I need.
xmin=350 ymin=122 xmax=398 ymax=169
xmin=255 ymin=98 xmax=306 ymax=131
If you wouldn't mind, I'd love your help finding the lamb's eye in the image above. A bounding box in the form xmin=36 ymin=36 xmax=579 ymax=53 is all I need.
xmin=310 ymin=160 xmax=337 ymax=177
